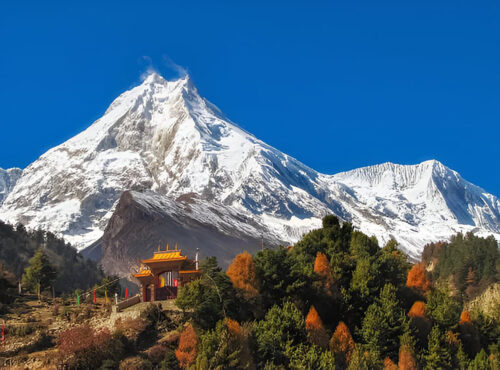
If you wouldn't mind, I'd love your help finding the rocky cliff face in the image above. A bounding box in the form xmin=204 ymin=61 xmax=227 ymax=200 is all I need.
xmin=83 ymin=190 xmax=276 ymax=274
xmin=1 ymin=72 xmax=499 ymax=263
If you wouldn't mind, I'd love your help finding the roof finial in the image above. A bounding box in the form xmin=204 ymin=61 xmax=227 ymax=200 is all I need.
xmin=166 ymin=243 xmax=169 ymax=251
xmin=175 ymin=243 xmax=178 ymax=250
xmin=157 ymin=244 xmax=160 ymax=252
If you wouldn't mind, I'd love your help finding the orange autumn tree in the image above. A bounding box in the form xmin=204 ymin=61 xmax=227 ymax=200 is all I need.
xmin=398 ymin=345 xmax=417 ymax=370
xmin=314 ymin=251 xmax=335 ymax=293
xmin=459 ymin=310 xmax=472 ymax=325
xmin=305 ymin=306 xmax=329 ymax=348
xmin=226 ymin=251 xmax=259 ymax=299
xmin=175 ymin=323 xmax=198 ymax=368
xmin=384 ymin=357 xmax=398 ymax=370
xmin=226 ymin=318 xmax=242 ymax=337
xmin=330 ymin=321 xmax=355 ymax=367
xmin=406 ymin=263 xmax=431 ymax=293
xmin=408 ymin=301 xmax=427 ymax=318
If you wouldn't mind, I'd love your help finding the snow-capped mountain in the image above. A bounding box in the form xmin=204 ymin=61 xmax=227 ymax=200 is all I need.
xmin=0 ymin=73 xmax=499 ymax=259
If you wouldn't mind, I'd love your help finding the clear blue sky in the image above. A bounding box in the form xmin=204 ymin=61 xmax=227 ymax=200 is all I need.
xmin=1 ymin=1 xmax=499 ymax=195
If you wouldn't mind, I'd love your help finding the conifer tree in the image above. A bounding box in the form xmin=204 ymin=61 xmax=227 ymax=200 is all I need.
xmin=406 ymin=263 xmax=431 ymax=294
xmin=22 ymin=248 xmax=57 ymax=298
xmin=398 ymin=321 xmax=418 ymax=370
xmin=346 ymin=344 xmax=370 ymax=370
xmin=424 ymin=325 xmax=452 ymax=370
xmin=226 ymin=251 xmax=259 ymax=299
xmin=456 ymin=341 xmax=469 ymax=369
xmin=408 ymin=301 xmax=427 ymax=318
xmin=305 ymin=306 xmax=329 ymax=348
xmin=361 ymin=284 xmax=405 ymax=361
xmin=398 ymin=345 xmax=418 ymax=370
xmin=383 ymin=357 xmax=397 ymax=370
xmin=459 ymin=310 xmax=472 ymax=325
xmin=255 ymin=301 xmax=306 ymax=367
xmin=330 ymin=321 xmax=355 ymax=367
xmin=175 ymin=324 xmax=198 ymax=368
xmin=466 ymin=267 xmax=475 ymax=285
xmin=468 ymin=349 xmax=491 ymax=369
xmin=196 ymin=318 xmax=250 ymax=369
xmin=314 ymin=251 xmax=335 ymax=293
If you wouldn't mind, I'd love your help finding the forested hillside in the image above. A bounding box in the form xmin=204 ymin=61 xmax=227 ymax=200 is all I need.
xmin=173 ymin=216 xmax=500 ymax=369
xmin=0 ymin=220 xmax=104 ymax=294
xmin=2 ymin=215 xmax=499 ymax=369
xmin=422 ymin=233 xmax=500 ymax=298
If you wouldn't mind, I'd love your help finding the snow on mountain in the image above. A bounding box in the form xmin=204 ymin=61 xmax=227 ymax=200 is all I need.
xmin=0 ymin=73 xmax=499 ymax=259
xmin=326 ymin=160 xmax=500 ymax=256
xmin=0 ymin=168 xmax=22 ymax=206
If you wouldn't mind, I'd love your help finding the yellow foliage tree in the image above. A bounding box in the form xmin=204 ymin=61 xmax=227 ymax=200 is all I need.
xmin=314 ymin=252 xmax=335 ymax=293
xmin=330 ymin=321 xmax=355 ymax=366
xmin=459 ymin=310 xmax=472 ymax=325
xmin=406 ymin=263 xmax=431 ymax=293
xmin=384 ymin=357 xmax=398 ymax=370
xmin=226 ymin=251 xmax=259 ymax=299
xmin=398 ymin=345 xmax=417 ymax=370
xmin=408 ymin=301 xmax=427 ymax=318
xmin=305 ymin=306 xmax=329 ymax=348
xmin=175 ymin=323 xmax=198 ymax=368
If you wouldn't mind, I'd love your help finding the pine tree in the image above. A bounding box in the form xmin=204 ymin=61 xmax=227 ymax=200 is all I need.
xmin=196 ymin=318 xmax=246 ymax=369
xmin=459 ymin=310 xmax=472 ymax=325
xmin=255 ymin=301 xmax=306 ymax=367
xmin=226 ymin=251 xmax=259 ymax=299
xmin=424 ymin=325 xmax=452 ymax=369
xmin=468 ymin=349 xmax=491 ymax=369
xmin=399 ymin=345 xmax=418 ymax=370
xmin=466 ymin=267 xmax=475 ymax=285
xmin=408 ymin=301 xmax=427 ymax=318
xmin=314 ymin=252 xmax=335 ymax=293
xmin=361 ymin=284 xmax=405 ymax=361
xmin=346 ymin=344 xmax=370 ymax=370
xmin=406 ymin=263 xmax=431 ymax=294
xmin=330 ymin=321 xmax=355 ymax=367
xmin=456 ymin=342 xmax=469 ymax=370
xmin=399 ymin=325 xmax=418 ymax=370
xmin=175 ymin=324 xmax=198 ymax=368
xmin=21 ymin=248 xmax=57 ymax=298
xmin=383 ymin=357 xmax=397 ymax=370
xmin=305 ymin=306 xmax=329 ymax=348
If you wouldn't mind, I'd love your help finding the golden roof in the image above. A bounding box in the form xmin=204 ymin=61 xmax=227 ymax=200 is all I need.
xmin=133 ymin=268 xmax=152 ymax=278
xmin=141 ymin=250 xmax=187 ymax=264
xmin=179 ymin=270 xmax=201 ymax=274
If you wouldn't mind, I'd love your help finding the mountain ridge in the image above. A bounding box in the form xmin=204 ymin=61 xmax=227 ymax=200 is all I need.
xmin=0 ymin=72 xmax=499 ymax=261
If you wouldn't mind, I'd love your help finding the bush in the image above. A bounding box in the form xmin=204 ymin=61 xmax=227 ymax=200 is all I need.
xmin=146 ymin=344 xmax=166 ymax=365
xmin=141 ymin=303 xmax=168 ymax=329
xmin=6 ymin=323 xmax=39 ymax=337
xmin=161 ymin=348 xmax=179 ymax=369
xmin=57 ymin=325 xmax=124 ymax=368
xmin=119 ymin=356 xmax=153 ymax=370
xmin=115 ymin=317 xmax=148 ymax=338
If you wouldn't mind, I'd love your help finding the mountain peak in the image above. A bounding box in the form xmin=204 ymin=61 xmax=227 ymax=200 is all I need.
xmin=141 ymin=71 xmax=167 ymax=85
xmin=141 ymin=71 xmax=193 ymax=89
